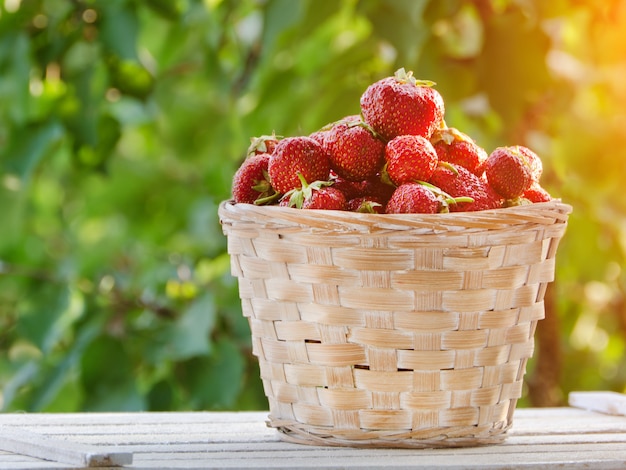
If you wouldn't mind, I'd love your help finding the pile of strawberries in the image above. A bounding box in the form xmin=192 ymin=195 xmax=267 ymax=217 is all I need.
xmin=231 ymin=68 xmax=552 ymax=214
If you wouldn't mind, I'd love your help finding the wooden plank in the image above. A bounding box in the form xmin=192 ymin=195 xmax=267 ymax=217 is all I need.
xmin=89 ymin=432 xmax=626 ymax=455
xmin=9 ymin=420 xmax=277 ymax=437
xmin=0 ymin=426 xmax=132 ymax=467
xmin=569 ymin=391 xmax=626 ymax=417
xmin=129 ymin=456 xmax=626 ymax=470
xmin=511 ymin=407 xmax=626 ymax=435
xmin=0 ymin=408 xmax=625 ymax=469
xmin=131 ymin=442 xmax=626 ymax=459
xmin=0 ymin=411 xmax=267 ymax=426
xmin=128 ymin=444 xmax=626 ymax=469
xmin=15 ymin=409 xmax=623 ymax=445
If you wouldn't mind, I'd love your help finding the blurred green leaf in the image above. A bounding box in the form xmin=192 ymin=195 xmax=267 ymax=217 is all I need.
xmin=182 ymin=337 xmax=245 ymax=410
xmin=261 ymin=0 xmax=308 ymax=56
xmin=477 ymin=8 xmax=551 ymax=128
xmin=1 ymin=120 xmax=64 ymax=182
xmin=108 ymin=58 xmax=154 ymax=99
xmin=81 ymin=334 xmax=145 ymax=411
xmin=0 ymin=31 xmax=30 ymax=125
xmin=167 ymin=292 xmax=217 ymax=361
xmin=1 ymin=361 xmax=40 ymax=412
xmin=147 ymin=378 xmax=174 ymax=411
xmin=29 ymin=312 xmax=100 ymax=412
xmin=145 ymin=0 xmax=186 ymax=20
xmin=358 ymin=0 xmax=430 ymax=64
xmin=16 ymin=283 xmax=73 ymax=354
xmin=98 ymin=0 xmax=140 ymax=61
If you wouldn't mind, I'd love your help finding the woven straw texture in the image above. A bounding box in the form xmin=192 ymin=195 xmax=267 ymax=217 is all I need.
xmin=218 ymin=200 xmax=572 ymax=448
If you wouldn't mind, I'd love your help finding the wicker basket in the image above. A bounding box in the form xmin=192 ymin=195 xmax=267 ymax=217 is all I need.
xmin=218 ymin=200 xmax=572 ymax=448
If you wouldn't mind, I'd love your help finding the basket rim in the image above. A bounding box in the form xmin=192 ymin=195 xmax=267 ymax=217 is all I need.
xmin=219 ymin=199 xmax=572 ymax=234
xmin=220 ymin=199 xmax=571 ymax=218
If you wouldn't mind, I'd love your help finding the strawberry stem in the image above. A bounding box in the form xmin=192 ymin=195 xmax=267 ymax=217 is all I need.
xmin=438 ymin=161 xmax=459 ymax=175
xmin=253 ymin=190 xmax=281 ymax=205
xmin=447 ymin=196 xmax=475 ymax=205
xmin=380 ymin=164 xmax=396 ymax=187
xmin=281 ymin=173 xmax=333 ymax=209
xmin=417 ymin=180 xmax=474 ymax=210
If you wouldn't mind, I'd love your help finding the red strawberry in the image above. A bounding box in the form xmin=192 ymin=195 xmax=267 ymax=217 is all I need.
xmin=347 ymin=196 xmax=385 ymax=213
xmin=247 ymin=133 xmax=281 ymax=157
xmin=517 ymin=145 xmax=543 ymax=182
xmin=325 ymin=119 xmax=385 ymax=181
xmin=385 ymin=182 xmax=441 ymax=214
xmin=523 ymin=183 xmax=552 ymax=203
xmin=280 ymin=174 xmax=346 ymax=210
xmin=232 ymin=153 xmax=276 ymax=204
xmin=484 ymin=146 xmax=536 ymax=199
xmin=430 ymin=163 xmax=502 ymax=212
xmin=331 ymin=175 xmax=395 ymax=204
xmin=310 ymin=115 xmax=361 ymax=148
xmin=330 ymin=176 xmax=367 ymax=201
xmin=431 ymin=127 xmax=488 ymax=176
xmin=268 ymin=136 xmax=330 ymax=194
xmin=359 ymin=176 xmax=396 ymax=204
xmin=360 ymin=68 xmax=445 ymax=141
xmin=309 ymin=129 xmax=330 ymax=148
xmin=384 ymin=135 xmax=438 ymax=186
xmin=303 ymin=186 xmax=347 ymax=210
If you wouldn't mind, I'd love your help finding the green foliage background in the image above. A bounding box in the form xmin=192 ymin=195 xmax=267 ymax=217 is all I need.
xmin=1 ymin=0 xmax=625 ymax=412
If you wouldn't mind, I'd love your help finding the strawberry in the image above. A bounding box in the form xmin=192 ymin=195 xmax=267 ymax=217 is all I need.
xmin=330 ymin=176 xmax=367 ymax=201
xmin=247 ymin=133 xmax=281 ymax=157
xmin=268 ymin=136 xmax=330 ymax=194
xmin=517 ymin=145 xmax=543 ymax=182
xmin=231 ymin=153 xmax=277 ymax=204
xmin=384 ymin=134 xmax=438 ymax=186
xmin=347 ymin=196 xmax=385 ymax=213
xmin=280 ymin=173 xmax=346 ymax=210
xmin=309 ymin=115 xmax=361 ymax=148
xmin=359 ymin=176 xmax=396 ymax=204
xmin=331 ymin=175 xmax=395 ymax=204
xmin=523 ymin=183 xmax=552 ymax=203
xmin=303 ymin=186 xmax=347 ymax=210
xmin=325 ymin=118 xmax=385 ymax=181
xmin=430 ymin=163 xmax=502 ymax=212
xmin=309 ymin=129 xmax=330 ymax=148
xmin=484 ymin=146 xmax=536 ymax=199
xmin=385 ymin=182 xmax=441 ymax=214
xmin=360 ymin=68 xmax=445 ymax=141
xmin=430 ymin=127 xmax=488 ymax=176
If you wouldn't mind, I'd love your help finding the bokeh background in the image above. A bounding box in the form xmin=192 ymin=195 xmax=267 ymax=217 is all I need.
xmin=1 ymin=0 xmax=625 ymax=412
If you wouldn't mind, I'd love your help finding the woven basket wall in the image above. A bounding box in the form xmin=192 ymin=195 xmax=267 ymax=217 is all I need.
xmin=218 ymin=200 xmax=572 ymax=448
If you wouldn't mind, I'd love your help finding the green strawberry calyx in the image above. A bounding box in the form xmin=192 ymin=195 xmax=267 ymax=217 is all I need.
xmin=431 ymin=127 xmax=473 ymax=146
xmin=282 ymin=172 xmax=332 ymax=209
xmin=355 ymin=199 xmax=383 ymax=214
xmin=417 ymin=180 xmax=474 ymax=213
xmin=503 ymin=196 xmax=533 ymax=207
xmin=251 ymin=169 xmax=281 ymax=205
xmin=251 ymin=169 xmax=272 ymax=193
xmin=394 ymin=68 xmax=436 ymax=88
xmin=246 ymin=132 xmax=283 ymax=157
xmin=346 ymin=118 xmax=384 ymax=140
xmin=379 ymin=163 xmax=397 ymax=187
xmin=253 ymin=189 xmax=281 ymax=206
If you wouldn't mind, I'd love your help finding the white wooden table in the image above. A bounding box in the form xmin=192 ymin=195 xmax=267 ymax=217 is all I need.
xmin=1 ymin=392 xmax=626 ymax=469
